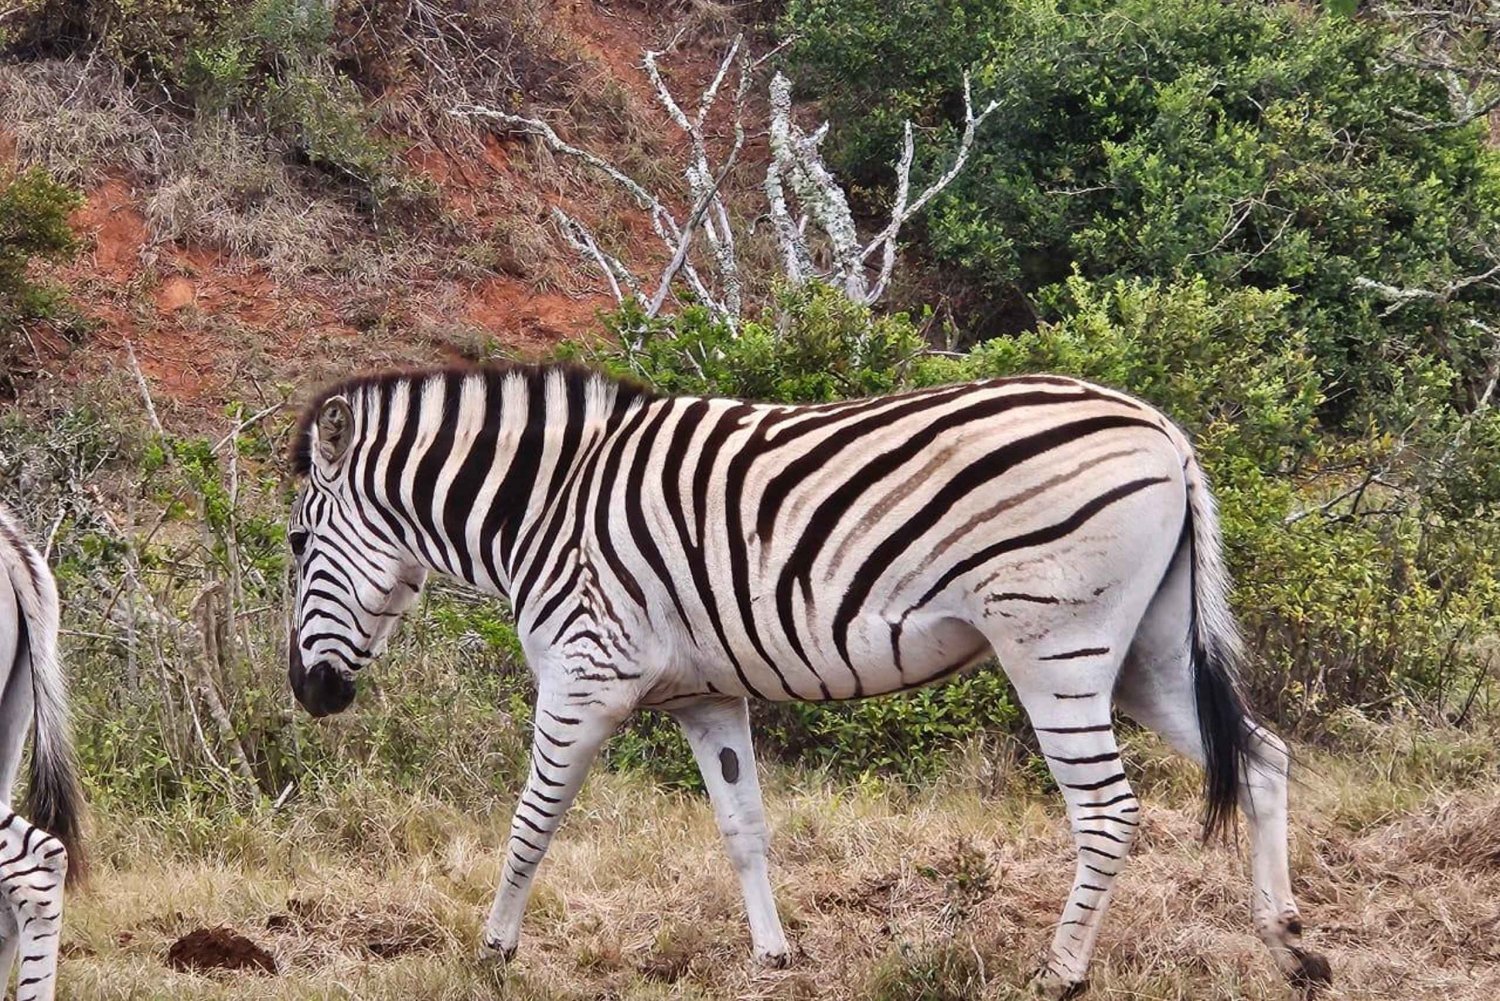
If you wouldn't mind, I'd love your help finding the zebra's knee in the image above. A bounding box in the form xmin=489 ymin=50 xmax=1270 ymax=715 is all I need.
xmin=1243 ymin=725 xmax=1291 ymax=791
xmin=721 ymin=825 xmax=771 ymax=872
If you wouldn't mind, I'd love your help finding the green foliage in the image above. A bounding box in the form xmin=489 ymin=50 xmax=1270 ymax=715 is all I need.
xmin=0 ymin=167 xmax=81 ymax=392
xmin=586 ymin=283 xmax=929 ymax=403
xmin=756 ymin=668 xmax=1023 ymax=782
xmin=783 ymin=0 xmax=1500 ymax=429
xmin=605 ymin=712 xmax=705 ymax=792
xmin=959 ymin=275 xmax=1322 ymax=468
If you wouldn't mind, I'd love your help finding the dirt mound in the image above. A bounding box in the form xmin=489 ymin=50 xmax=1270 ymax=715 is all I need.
xmin=165 ymin=927 xmax=277 ymax=975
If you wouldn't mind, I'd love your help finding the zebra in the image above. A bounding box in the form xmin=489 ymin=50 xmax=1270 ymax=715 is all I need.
xmin=285 ymin=363 xmax=1331 ymax=997
xmin=0 ymin=505 xmax=86 ymax=1001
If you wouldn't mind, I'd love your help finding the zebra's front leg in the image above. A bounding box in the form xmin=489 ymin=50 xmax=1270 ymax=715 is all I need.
xmin=480 ymin=686 xmax=629 ymax=962
xmin=0 ymin=809 xmax=68 ymax=1001
xmin=669 ymin=697 xmax=790 ymax=967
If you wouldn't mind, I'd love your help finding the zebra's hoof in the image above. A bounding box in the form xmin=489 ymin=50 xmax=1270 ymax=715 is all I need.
xmin=477 ymin=935 xmax=517 ymax=965
xmin=1029 ymin=972 xmax=1088 ymax=1000
xmin=754 ymin=948 xmax=791 ymax=969
xmin=1287 ymin=947 xmax=1332 ymax=992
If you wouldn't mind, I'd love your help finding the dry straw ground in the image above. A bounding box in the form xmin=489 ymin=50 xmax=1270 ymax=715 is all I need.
xmin=56 ymin=720 xmax=1500 ymax=1001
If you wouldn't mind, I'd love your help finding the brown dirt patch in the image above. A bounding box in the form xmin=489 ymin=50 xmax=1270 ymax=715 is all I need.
xmin=155 ymin=275 xmax=195 ymax=312
xmin=165 ymin=926 xmax=277 ymax=975
xmin=462 ymin=278 xmax=604 ymax=350
xmin=72 ymin=176 xmax=147 ymax=280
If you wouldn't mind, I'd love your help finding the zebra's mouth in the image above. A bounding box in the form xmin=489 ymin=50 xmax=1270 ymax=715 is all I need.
xmin=292 ymin=658 xmax=358 ymax=718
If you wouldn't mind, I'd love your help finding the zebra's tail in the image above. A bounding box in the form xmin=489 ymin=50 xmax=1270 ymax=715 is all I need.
xmin=1180 ymin=451 xmax=1255 ymax=842
xmin=4 ymin=529 xmax=87 ymax=887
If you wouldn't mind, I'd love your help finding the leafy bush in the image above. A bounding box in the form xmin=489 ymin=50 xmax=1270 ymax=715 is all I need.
xmin=782 ymin=0 xmax=1500 ymax=429
xmin=0 ymin=166 xmax=80 ymax=394
xmin=589 ymin=282 xmax=930 ymax=403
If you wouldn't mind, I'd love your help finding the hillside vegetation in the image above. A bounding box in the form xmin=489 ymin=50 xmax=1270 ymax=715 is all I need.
xmin=2 ymin=1 xmax=1500 ymax=998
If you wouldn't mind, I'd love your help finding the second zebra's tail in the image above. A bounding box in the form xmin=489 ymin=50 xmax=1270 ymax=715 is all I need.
xmin=1 ymin=513 xmax=87 ymax=885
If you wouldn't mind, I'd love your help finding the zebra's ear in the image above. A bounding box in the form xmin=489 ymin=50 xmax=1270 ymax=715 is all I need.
xmin=315 ymin=396 xmax=355 ymax=467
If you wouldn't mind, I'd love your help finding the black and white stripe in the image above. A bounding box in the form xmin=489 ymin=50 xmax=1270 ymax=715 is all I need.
xmin=286 ymin=364 xmax=1328 ymax=995
xmin=0 ymin=505 xmax=86 ymax=1001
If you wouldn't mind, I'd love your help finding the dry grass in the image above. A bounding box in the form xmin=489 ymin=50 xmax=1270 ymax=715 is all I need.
xmin=145 ymin=120 xmax=359 ymax=280
xmin=0 ymin=58 xmax=165 ymax=184
xmin=54 ymin=723 xmax=1500 ymax=1000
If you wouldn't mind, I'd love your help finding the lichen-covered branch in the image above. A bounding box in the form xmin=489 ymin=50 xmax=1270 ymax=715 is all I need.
xmin=457 ymin=43 xmax=997 ymax=325
xmin=1354 ymin=261 xmax=1500 ymax=317
xmin=768 ymin=72 xmax=863 ymax=300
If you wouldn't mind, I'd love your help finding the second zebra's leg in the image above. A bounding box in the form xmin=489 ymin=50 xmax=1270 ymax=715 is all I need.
xmin=1004 ymin=646 xmax=1136 ymax=1000
xmin=0 ymin=809 xmax=68 ymax=1001
xmin=0 ymin=905 xmax=16 ymax=997
xmin=668 ymin=696 xmax=790 ymax=967
xmin=480 ymin=684 xmax=631 ymax=962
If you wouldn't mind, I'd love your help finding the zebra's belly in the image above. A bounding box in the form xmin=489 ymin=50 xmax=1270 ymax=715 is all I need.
xmin=725 ymin=609 xmax=993 ymax=702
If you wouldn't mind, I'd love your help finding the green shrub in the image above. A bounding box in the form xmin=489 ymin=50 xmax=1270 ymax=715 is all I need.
xmin=0 ymin=166 xmax=80 ymax=393
xmin=782 ymin=0 xmax=1500 ymax=430
xmin=587 ymin=282 xmax=930 ymax=404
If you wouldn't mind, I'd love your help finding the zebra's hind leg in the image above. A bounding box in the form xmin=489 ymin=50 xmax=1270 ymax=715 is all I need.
xmin=668 ymin=696 xmax=790 ymax=967
xmin=1116 ymin=549 xmax=1330 ymax=990
xmin=0 ymin=809 xmax=68 ymax=1001
xmin=479 ymin=685 xmax=630 ymax=964
xmin=997 ymin=640 xmax=1137 ymax=1000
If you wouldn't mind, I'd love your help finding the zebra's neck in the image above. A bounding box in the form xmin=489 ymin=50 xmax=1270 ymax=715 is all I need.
xmin=346 ymin=365 xmax=653 ymax=603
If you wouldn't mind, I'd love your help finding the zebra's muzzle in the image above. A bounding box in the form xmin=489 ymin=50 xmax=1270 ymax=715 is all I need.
xmin=290 ymin=636 xmax=357 ymax=717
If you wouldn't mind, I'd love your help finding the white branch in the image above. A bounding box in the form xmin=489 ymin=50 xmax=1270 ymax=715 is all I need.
xmin=764 ymin=159 xmax=812 ymax=284
xmin=644 ymin=36 xmax=748 ymax=320
xmin=768 ymin=73 xmax=863 ymax=299
xmin=551 ymin=207 xmax=641 ymax=304
xmin=1355 ymin=261 xmax=1500 ymax=316
xmin=452 ymin=103 xmax=686 ymax=250
xmin=861 ymin=73 xmax=1001 ymax=304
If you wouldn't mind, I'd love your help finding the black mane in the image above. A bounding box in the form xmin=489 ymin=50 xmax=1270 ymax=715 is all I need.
xmin=289 ymin=362 xmax=656 ymax=477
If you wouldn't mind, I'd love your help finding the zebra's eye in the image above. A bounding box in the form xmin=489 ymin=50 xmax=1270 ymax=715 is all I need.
xmin=289 ymin=529 xmax=310 ymax=558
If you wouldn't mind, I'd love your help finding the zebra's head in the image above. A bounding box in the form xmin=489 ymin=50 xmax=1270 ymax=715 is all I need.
xmin=288 ymin=393 xmax=429 ymax=718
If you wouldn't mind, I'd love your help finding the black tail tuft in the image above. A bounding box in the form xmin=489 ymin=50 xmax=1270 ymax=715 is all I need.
xmin=1182 ymin=503 xmax=1255 ymax=843
xmin=1191 ymin=627 xmax=1252 ymax=841
xmin=27 ymin=747 xmax=87 ymax=888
